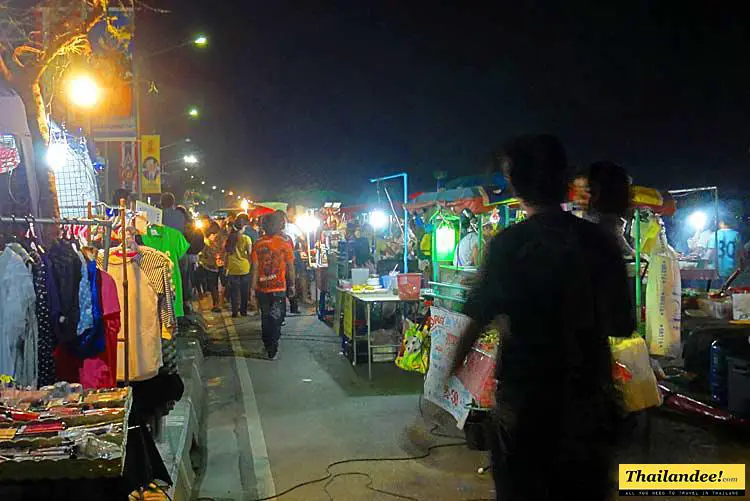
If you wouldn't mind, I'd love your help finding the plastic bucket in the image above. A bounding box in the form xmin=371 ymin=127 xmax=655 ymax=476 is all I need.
xmin=397 ymin=273 xmax=422 ymax=300
xmin=351 ymin=268 xmax=369 ymax=285
xmin=381 ymin=275 xmax=394 ymax=291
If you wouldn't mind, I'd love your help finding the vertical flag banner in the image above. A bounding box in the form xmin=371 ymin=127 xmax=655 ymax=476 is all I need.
xmin=119 ymin=141 xmax=137 ymax=193
xmin=140 ymin=135 xmax=161 ymax=194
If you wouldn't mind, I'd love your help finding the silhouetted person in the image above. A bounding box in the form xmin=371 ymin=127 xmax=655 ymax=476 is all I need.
xmin=451 ymin=134 xmax=633 ymax=501
xmin=161 ymin=192 xmax=186 ymax=233
xmin=585 ymin=161 xmax=634 ymax=256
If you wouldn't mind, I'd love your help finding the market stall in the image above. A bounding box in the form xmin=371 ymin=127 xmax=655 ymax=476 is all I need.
xmin=398 ymin=185 xmax=517 ymax=431
xmin=0 ymin=200 xmax=182 ymax=496
xmin=630 ymin=186 xmax=750 ymax=425
xmin=329 ymin=175 xmax=427 ymax=374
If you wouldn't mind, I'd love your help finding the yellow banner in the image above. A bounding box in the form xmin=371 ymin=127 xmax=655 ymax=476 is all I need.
xmin=619 ymin=464 xmax=745 ymax=496
xmin=140 ymin=135 xmax=161 ymax=194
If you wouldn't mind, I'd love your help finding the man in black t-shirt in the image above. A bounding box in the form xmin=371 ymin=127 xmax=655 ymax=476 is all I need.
xmin=451 ymin=135 xmax=633 ymax=501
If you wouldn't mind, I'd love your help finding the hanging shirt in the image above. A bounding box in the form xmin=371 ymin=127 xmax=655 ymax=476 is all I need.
xmin=226 ymin=233 xmax=252 ymax=276
xmin=141 ymin=225 xmax=190 ymax=318
xmin=76 ymin=251 xmax=94 ymax=336
xmin=251 ymin=234 xmax=295 ymax=293
xmin=0 ymin=249 xmax=38 ymax=387
xmin=707 ymin=228 xmax=742 ymax=278
xmin=106 ymin=252 xmax=163 ymax=381
xmin=81 ymin=269 xmax=120 ymax=389
xmin=48 ymin=242 xmax=83 ymax=342
xmin=135 ymin=247 xmax=177 ymax=334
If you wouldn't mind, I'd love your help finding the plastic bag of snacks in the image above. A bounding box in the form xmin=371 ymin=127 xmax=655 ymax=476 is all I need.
xmin=395 ymin=319 xmax=430 ymax=374
xmin=609 ymin=334 xmax=662 ymax=412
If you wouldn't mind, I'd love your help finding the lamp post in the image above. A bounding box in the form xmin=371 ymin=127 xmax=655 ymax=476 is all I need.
xmin=135 ymin=34 xmax=209 ymax=200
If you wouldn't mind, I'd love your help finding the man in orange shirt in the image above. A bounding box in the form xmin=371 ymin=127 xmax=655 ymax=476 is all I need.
xmin=251 ymin=211 xmax=296 ymax=360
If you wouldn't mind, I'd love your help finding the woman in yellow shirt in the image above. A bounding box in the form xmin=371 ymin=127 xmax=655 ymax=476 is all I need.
xmin=224 ymin=214 xmax=252 ymax=317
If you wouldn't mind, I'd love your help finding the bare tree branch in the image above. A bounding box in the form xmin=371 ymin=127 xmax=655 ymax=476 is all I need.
xmin=12 ymin=44 xmax=42 ymax=67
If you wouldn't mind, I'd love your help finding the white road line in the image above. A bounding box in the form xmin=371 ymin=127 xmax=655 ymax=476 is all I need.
xmin=223 ymin=314 xmax=277 ymax=498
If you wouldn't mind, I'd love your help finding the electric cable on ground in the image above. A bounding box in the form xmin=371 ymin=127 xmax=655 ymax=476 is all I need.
xmin=194 ymin=311 xmax=493 ymax=501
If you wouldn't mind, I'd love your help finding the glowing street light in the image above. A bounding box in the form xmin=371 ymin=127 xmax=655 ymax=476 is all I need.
xmin=221 ymin=189 xmax=225 ymax=193
xmin=188 ymin=107 xmax=200 ymax=118
xmin=689 ymin=210 xmax=707 ymax=231
xmin=212 ymin=185 xmax=217 ymax=190
xmin=47 ymin=143 xmax=68 ymax=170
xmin=183 ymin=154 xmax=198 ymax=165
xmin=297 ymin=214 xmax=321 ymax=234
xmin=369 ymin=209 xmax=389 ymax=230
xmin=184 ymin=167 xmax=188 ymax=171
xmin=68 ymin=74 xmax=100 ymax=108
xmin=194 ymin=35 xmax=208 ymax=47
xmin=201 ymin=180 xmax=206 ymax=185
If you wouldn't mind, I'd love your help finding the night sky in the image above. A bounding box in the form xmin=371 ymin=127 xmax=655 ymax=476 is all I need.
xmin=139 ymin=1 xmax=750 ymax=201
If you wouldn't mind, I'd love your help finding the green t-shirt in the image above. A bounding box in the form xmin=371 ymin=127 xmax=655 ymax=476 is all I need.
xmin=141 ymin=224 xmax=190 ymax=318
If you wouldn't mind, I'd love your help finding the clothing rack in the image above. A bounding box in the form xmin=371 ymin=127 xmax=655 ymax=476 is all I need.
xmin=0 ymin=199 xmax=131 ymax=384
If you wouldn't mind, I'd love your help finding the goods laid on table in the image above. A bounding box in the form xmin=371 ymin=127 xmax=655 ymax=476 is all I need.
xmin=0 ymin=383 xmax=130 ymax=481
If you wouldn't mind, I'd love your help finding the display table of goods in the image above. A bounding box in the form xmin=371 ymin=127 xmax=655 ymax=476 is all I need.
xmin=0 ymin=383 xmax=130 ymax=481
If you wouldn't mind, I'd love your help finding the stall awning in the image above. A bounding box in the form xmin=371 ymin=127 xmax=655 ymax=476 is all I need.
xmin=406 ymin=185 xmax=514 ymax=214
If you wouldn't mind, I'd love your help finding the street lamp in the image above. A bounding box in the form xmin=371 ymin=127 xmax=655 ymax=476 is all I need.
xmin=212 ymin=185 xmax=217 ymax=190
xmin=68 ymin=74 xmax=100 ymax=109
xmin=188 ymin=107 xmax=200 ymax=118
xmin=194 ymin=35 xmax=208 ymax=47
xmin=183 ymin=154 xmax=198 ymax=164
xmin=161 ymin=138 xmax=191 ymax=151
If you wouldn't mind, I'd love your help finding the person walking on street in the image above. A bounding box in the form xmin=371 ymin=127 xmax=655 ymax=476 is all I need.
xmin=450 ymin=134 xmax=633 ymax=501
xmin=198 ymin=220 xmax=223 ymax=313
xmin=225 ymin=214 xmax=252 ymax=317
xmin=161 ymin=192 xmax=187 ymax=233
xmin=251 ymin=211 xmax=296 ymax=360
xmin=277 ymin=210 xmax=300 ymax=315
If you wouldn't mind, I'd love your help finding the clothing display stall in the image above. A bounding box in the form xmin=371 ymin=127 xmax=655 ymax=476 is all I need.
xmin=0 ymin=201 xmax=179 ymax=497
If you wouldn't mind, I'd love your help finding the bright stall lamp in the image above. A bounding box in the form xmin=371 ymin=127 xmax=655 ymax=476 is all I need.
xmin=435 ymin=224 xmax=457 ymax=261
xmin=46 ymin=143 xmax=68 ymax=170
xmin=68 ymin=75 xmax=100 ymax=108
xmin=688 ymin=210 xmax=707 ymax=231
xmin=194 ymin=219 xmax=205 ymax=230
xmin=369 ymin=209 xmax=388 ymax=230
xmin=240 ymin=199 xmax=249 ymax=211
xmin=297 ymin=214 xmax=320 ymax=234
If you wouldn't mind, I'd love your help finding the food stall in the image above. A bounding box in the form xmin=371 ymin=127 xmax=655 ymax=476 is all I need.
xmin=630 ymin=186 xmax=750 ymax=425
xmin=402 ymin=185 xmax=517 ymax=431
xmin=331 ymin=175 xmax=426 ymax=379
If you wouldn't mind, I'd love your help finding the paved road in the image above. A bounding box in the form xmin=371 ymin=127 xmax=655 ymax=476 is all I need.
xmin=191 ymin=301 xmax=750 ymax=501
xmin=194 ymin=305 xmax=492 ymax=501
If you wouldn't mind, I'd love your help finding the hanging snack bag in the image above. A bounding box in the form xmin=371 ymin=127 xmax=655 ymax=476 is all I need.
xmin=395 ymin=319 xmax=430 ymax=374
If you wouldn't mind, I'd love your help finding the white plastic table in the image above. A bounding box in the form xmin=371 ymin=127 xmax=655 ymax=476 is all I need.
xmin=340 ymin=289 xmax=421 ymax=380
